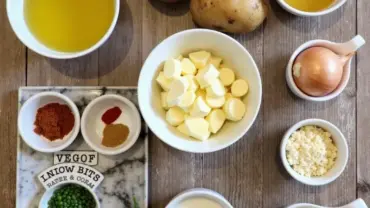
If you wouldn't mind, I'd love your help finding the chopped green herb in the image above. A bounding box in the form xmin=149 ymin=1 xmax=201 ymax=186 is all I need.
xmin=133 ymin=196 xmax=140 ymax=208
xmin=48 ymin=184 xmax=96 ymax=208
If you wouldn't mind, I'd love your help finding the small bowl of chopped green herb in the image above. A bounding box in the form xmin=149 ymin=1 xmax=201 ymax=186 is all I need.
xmin=39 ymin=183 xmax=99 ymax=208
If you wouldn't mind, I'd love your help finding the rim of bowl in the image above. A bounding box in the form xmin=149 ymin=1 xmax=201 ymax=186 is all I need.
xmin=6 ymin=0 xmax=120 ymax=59
xmin=286 ymin=39 xmax=351 ymax=102
xmin=81 ymin=94 xmax=141 ymax=155
xmin=18 ymin=91 xmax=81 ymax=153
xmin=277 ymin=0 xmax=347 ymax=17
xmin=166 ymin=188 xmax=233 ymax=208
xmin=39 ymin=182 xmax=100 ymax=208
xmin=138 ymin=28 xmax=262 ymax=153
xmin=280 ymin=118 xmax=349 ymax=186
xmin=286 ymin=203 xmax=320 ymax=208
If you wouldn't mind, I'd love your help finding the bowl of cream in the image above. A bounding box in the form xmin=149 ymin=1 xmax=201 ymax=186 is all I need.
xmin=166 ymin=188 xmax=232 ymax=208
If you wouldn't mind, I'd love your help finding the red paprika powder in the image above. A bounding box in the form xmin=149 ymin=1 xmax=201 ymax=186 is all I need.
xmin=34 ymin=103 xmax=75 ymax=141
xmin=101 ymin=106 xmax=122 ymax=124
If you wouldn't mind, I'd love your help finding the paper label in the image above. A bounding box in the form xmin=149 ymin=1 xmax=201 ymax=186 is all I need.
xmin=38 ymin=163 xmax=104 ymax=191
xmin=53 ymin=151 xmax=98 ymax=166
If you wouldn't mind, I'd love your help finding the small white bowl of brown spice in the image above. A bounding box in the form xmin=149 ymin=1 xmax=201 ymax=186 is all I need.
xmin=280 ymin=119 xmax=349 ymax=186
xmin=81 ymin=94 xmax=141 ymax=155
xmin=18 ymin=92 xmax=80 ymax=153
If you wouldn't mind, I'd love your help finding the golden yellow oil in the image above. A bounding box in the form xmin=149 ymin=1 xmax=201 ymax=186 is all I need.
xmin=284 ymin=0 xmax=335 ymax=12
xmin=24 ymin=0 xmax=115 ymax=52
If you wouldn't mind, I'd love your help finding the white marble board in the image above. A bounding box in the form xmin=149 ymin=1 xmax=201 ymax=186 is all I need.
xmin=17 ymin=87 xmax=148 ymax=208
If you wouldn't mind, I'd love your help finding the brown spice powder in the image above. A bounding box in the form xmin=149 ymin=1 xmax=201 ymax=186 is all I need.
xmin=34 ymin=103 xmax=75 ymax=141
xmin=102 ymin=124 xmax=130 ymax=147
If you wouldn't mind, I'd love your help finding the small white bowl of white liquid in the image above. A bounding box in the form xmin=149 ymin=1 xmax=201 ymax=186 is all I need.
xmin=166 ymin=188 xmax=233 ymax=208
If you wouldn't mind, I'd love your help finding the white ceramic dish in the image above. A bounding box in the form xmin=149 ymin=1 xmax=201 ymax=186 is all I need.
xmin=39 ymin=183 xmax=100 ymax=208
xmin=18 ymin=92 xmax=80 ymax=153
xmin=286 ymin=35 xmax=365 ymax=102
xmin=6 ymin=0 xmax=120 ymax=59
xmin=277 ymin=0 xmax=347 ymax=17
xmin=166 ymin=188 xmax=233 ymax=208
xmin=280 ymin=119 xmax=349 ymax=186
xmin=138 ymin=29 xmax=262 ymax=153
xmin=287 ymin=198 xmax=368 ymax=208
xmin=81 ymin=94 xmax=141 ymax=155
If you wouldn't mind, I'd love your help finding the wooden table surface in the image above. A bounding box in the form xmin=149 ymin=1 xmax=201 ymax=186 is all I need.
xmin=1 ymin=0 xmax=370 ymax=207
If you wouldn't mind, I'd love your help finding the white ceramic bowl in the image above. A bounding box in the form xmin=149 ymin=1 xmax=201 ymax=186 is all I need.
xmin=81 ymin=94 xmax=141 ymax=155
xmin=287 ymin=199 xmax=368 ymax=208
xmin=286 ymin=36 xmax=365 ymax=102
xmin=18 ymin=92 xmax=80 ymax=153
xmin=166 ymin=188 xmax=233 ymax=208
xmin=6 ymin=0 xmax=120 ymax=59
xmin=280 ymin=119 xmax=349 ymax=186
xmin=39 ymin=183 xmax=100 ymax=208
xmin=277 ymin=0 xmax=347 ymax=17
xmin=138 ymin=29 xmax=262 ymax=153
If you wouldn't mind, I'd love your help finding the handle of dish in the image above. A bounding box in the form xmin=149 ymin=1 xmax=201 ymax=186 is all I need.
xmin=339 ymin=199 xmax=368 ymax=208
xmin=336 ymin=35 xmax=366 ymax=55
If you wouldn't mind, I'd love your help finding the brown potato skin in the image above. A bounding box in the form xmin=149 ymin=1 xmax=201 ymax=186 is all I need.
xmin=190 ymin=0 xmax=268 ymax=33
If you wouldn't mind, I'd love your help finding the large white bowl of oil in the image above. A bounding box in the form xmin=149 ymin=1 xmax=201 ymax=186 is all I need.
xmin=7 ymin=0 xmax=119 ymax=59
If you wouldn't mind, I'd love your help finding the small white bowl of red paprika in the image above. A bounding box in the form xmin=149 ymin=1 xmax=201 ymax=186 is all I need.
xmin=18 ymin=92 xmax=80 ymax=153
xmin=81 ymin=94 xmax=141 ymax=155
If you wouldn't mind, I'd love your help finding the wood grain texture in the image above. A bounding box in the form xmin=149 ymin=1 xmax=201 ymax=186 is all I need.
xmin=0 ymin=2 xmax=26 ymax=207
xmin=357 ymin=0 xmax=370 ymax=204
xmin=27 ymin=51 xmax=98 ymax=86
xmin=263 ymin=1 xmax=356 ymax=207
xmin=98 ymin=0 xmax=142 ymax=86
xmin=1 ymin=0 xmax=369 ymax=207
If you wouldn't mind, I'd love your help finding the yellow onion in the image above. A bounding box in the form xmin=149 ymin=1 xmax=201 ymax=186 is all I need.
xmin=292 ymin=47 xmax=353 ymax=97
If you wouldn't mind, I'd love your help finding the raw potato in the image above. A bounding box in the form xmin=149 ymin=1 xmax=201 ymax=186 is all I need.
xmin=184 ymin=75 xmax=199 ymax=92
xmin=219 ymin=68 xmax=235 ymax=86
xmin=231 ymin=79 xmax=249 ymax=97
xmin=157 ymin=50 xmax=249 ymax=141
xmin=161 ymin=92 xmax=169 ymax=109
xmin=190 ymin=0 xmax=268 ymax=33
xmin=196 ymin=89 xmax=207 ymax=99
xmin=177 ymin=123 xmax=190 ymax=136
xmin=166 ymin=107 xmax=186 ymax=126
xmin=209 ymin=56 xmax=223 ymax=68
xmin=181 ymin=58 xmax=197 ymax=75
xmin=206 ymin=95 xmax=225 ymax=108
xmin=206 ymin=109 xmax=226 ymax=133
xmin=176 ymin=54 xmax=184 ymax=61
xmin=223 ymin=98 xmax=246 ymax=121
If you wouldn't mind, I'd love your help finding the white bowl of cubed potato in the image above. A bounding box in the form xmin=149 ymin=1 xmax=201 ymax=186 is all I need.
xmin=138 ymin=29 xmax=262 ymax=153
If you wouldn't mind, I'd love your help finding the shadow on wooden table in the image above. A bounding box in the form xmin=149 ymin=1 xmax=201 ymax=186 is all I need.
xmin=269 ymin=0 xmax=344 ymax=34
xmin=148 ymin=0 xmax=190 ymax=16
xmin=49 ymin=0 xmax=134 ymax=79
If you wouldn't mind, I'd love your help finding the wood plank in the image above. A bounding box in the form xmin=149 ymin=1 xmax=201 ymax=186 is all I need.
xmin=27 ymin=51 xmax=98 ymax=86
xmin=98 ymin=0 xmax=143 ymax=86
xmin=263 ymin=1 xmax=357 ymax=207
xmin=141 ymin=2 xmax=202 ymax=207
xmin=0 ymin=2 xmax=26 ymax=207
xmin=357 ymin=0 xmax=370 ymax=204
xmin=201 ymin=31 xmax=263 ymax=208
